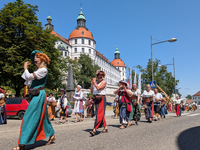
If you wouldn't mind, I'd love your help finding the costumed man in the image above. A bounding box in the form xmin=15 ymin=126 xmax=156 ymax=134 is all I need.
xmin=13 ymin=50 xmax=55 ymax=150
xmin=153 ymin=88 xmax=163 ymax=121
xmin=73 ymin=85 xmax=84 ymax=123
xmin=175 ymin=95 xmax=181 ymax=117
xmin=141 ymin=84 xmax=155 ymax=123
xmin=47 ymin=92 xmax=56 ymax=121
xmin=114 ymin=80 xmax=133 ymax=129
xmin=57 ymin=89 xmax=68 ymax=124
xmin=129 ymin=83 xmax=141 ymax=125
xmin=89 ymin=70 xmax=108 ymax=136
xmin=0 ymin=88 xmax=7 ymax=124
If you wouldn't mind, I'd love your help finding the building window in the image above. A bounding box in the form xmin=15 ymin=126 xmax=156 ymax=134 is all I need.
xmin=74 ymin=48 xmax=77 ymax=53
xmin=75 ymin=57 xmax=77 ymax=62
xmin=75 ymin=39 xmax=77 ymax=44
xmin=82 ymin=39 xmax=84 ymax=44
xmin=65 ymin=52 xmax=67 ymax=56
xmin=89 ymin=40 xmax=91 ymax=45
xmin=82 ymin=31 xmax=84 ymax=35
xmin=82 ymin=48 xmax=84 ymax=53
xmin=117 ymin=62 xmax=119 ymax=64
xmin=89 ymin=49 xmax=91 ymax=54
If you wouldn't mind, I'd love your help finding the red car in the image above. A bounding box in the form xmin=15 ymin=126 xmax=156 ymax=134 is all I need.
xmin=6 ymin=98 xmax=29 ymax=120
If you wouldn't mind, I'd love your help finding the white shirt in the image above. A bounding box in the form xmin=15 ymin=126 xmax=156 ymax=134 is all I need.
xmin=132 ymin=89 xmax=141 ymax=96
xmin=0 ymin=93 xmax=4 ymax=99
xmin=73 ymin=91 xmax=83 ymax=100
xmin=141 ymin=90 xmax=155 ymax=98
xmin=21 ymin=68 xmax=47 ymax=85
xmin=47 ymin=96 xmax=56 ymax=102
xmin=154 ymin=93 xmax=163 ymax=102
xmin=93 ymin=81 xmax=107 ymax=95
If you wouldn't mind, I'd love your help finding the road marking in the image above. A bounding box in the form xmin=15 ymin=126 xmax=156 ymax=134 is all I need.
xmin=181 ymin=113 xmax=189 ymax=116
xmin=187 ymin=113 xmax=200 ymax=117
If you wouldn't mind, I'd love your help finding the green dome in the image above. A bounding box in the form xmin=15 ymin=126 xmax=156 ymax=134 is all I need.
xmin=47 ymin=15 xmax=52 ymax=20
xmin=115 ymin=47 xmax=120 ymax=54
xmin=77 ymin=10 xmax=86 ymax=20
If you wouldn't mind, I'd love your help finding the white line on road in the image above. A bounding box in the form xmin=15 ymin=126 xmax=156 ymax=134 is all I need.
xmin=187 ymin=113 xmax=200 ymax=117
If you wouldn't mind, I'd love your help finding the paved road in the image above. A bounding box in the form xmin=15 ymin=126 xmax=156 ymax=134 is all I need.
xmin=0 ymin=110 xmax=200 ymax=150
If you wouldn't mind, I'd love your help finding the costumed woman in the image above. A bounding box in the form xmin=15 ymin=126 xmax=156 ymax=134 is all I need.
xmin=57 ymin=89 xmax=68 ymax=124
xmin=89 ymin=70 xmax=108 ymax=136
xmin=153 ymin=88 xmax=163 ymax=121
xmin=47 ymin=92 xmax=56 ymax=121
xmin=175 ymin=95 xmax=181 ymax=117
xmin=159 ymin=94 xmax=168 ymax=119
xmin=84 ymin=95 xmax=93 ymax=118
xmin=13 ymin=50 xmax=55 ymax=150
xmin=141 ymin=84 xmax=155 ymax=123
xmin=73 ymin=85 xmax=84 ymax=123
xmin=114 ymin=80 xmax=133 ymax=129
xmin=0 ymin=88 xmax=7 ymax=124
xmin=129 ymin=83 xmax=141 ymax=125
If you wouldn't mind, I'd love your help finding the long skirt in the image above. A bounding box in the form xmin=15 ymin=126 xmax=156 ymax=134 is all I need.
xmin=145 ymin=102 xmax=153 ymax=120
xmin=48 ymin=105 xmax=56 ymax=119
xmin=87 ymin=107 xmax=92 ymax=116
xmin=160 ymin=105 xmax=168 ymax=116
xmin=94 ymin=97 xmax=107 ymax=129
xmin=0 ymin=105 xmax=7 ymax=124
xmin=129 ymin=100 xmax=141 ymax=122
xmin=168 ymin=103 xmax=172 ymax=111
xmin=74 ymin=100 xmax=83 ymax=114
xmin=120 ymin=105 xmax=130 ymax=124
xmin=175 ymin=104 xmax=181 ymax=116
xmin=18 ymin=90 xmax=55 ymax=145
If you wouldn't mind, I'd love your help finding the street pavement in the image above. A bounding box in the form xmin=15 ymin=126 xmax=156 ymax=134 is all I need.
xmin=0 ymin=110 xmax=200 ymax=150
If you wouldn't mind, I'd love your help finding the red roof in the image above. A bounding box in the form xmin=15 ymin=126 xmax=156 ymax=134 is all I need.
xmin=69 ymin=27 xmax=94 ymax=40
xmin=192 ymin=91 xmax=200 ymax=96
xmin=95 ymin=50 xmax=110 ymax=64
xmin=51 ymin=30 xmax=71 ymax=46
xmin=111 ymin=59 xmax=125 ymax=67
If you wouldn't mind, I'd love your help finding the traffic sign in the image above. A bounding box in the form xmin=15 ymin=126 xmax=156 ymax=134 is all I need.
xmin=149 ymin=81 xmax=157 ymax=88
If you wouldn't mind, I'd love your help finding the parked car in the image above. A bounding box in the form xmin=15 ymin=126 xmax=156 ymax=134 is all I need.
xmin=55 ymin=102 xmax=72 ymax=118
xmin=5 ymin=98 xmax=29 ymax=120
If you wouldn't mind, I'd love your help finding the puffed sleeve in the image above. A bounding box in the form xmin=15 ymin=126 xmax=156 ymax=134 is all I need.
xmin=128 ymin=89 xmax=133 ymax=97
xmin=0 ymin=93 xmax=4 ymax=99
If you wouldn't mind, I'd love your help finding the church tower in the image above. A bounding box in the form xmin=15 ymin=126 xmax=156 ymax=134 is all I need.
xmin=45 ymin=15 xmax=54 ymax=30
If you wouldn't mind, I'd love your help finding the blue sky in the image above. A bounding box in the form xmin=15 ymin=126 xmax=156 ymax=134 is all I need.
xmin=1 ymin=0 xmax=200 ymax=97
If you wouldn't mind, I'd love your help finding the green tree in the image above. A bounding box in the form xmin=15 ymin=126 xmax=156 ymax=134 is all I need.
xmin=0 ymin=0 xmax=62 ymax=95
xmin=77 ymin=54 xmax=100 ymax=89
xmin=136 ymin=59 xmax=179 ymax=96
xmin=186 ymin=94 xmax=192 ymax=99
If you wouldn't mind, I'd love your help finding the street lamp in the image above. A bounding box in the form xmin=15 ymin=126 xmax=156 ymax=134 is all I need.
xmin=151 ymin=36 xmax=177 ymax=82
xmin=158 ymin=58 xmax=176 ymax=94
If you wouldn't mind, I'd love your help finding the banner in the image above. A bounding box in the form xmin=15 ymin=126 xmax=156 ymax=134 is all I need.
xmin=138 ymin=72 xmax=141 ymax=92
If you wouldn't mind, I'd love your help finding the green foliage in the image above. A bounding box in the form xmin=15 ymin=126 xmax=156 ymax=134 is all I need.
xmin=186 ymin=94 xmax=192 ymax=99
xmin=69 ymin=102 xmax=74 ymax=109
xmin=77 ymin=54 xmax=100 ymax=89
xmin=0 ymin=0 xmax=62 ymax=95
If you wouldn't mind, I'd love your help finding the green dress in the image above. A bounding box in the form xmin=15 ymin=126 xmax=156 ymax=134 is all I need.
xmin=18 ymin=69 xmax=55 ymax=145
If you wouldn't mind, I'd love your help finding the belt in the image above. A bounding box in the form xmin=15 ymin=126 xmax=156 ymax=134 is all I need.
xmin=95 ymin=95 xmax=105 ymax=97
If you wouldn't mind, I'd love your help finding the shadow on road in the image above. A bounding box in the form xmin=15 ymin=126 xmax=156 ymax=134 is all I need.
xmin=25 ymin=140 xmax=53 ymax=150
xmin=177 ymin=126 xmax=200 ymax=150
xmin=107 ymin=124 xmax=121 ymax=128
xmin=83 ymin=129 xmax=101 ymax=136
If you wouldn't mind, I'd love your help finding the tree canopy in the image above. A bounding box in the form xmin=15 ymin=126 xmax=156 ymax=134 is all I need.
xmin=77 ymin=54 xmax=100 ymax=89
xmin=0 ymin=0 xmax=62 ymax=95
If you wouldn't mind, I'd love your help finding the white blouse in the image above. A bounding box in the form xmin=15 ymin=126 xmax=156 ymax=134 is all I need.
xmin=73 ymin=91 xmax=83 ymax=100
xmin=154 ymin=93 xmax=163 ymax=102
xmin=21 ymin=68 xmax=47 ymax=85
xmin=132 ymin=89 xmax=141 ymax=96
xmin=93 ymin=81 xmax=107 ymax=95
xmin=141 ymin=90 xmax=155 ymax=98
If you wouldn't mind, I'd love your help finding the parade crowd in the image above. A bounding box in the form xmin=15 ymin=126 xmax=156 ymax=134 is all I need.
xmin=0 ymin=50 xmax=198 ymax=150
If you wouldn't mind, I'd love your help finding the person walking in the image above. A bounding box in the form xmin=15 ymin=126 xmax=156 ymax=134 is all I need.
xmin=0 ymin=88 xmax=7 ymax=125
xmin=141 ymin=84 xmax=155 ymax=123
xmin=129 ymin=83 xmax=141 ymax=125
xmin=175 ymin=95 xmax=181 ymax=117
xmin=13 ymin=50 xmax=55 ymax=150
xmin=84 ymin=95 xmax=93 ymax=118
xmin=73 ymin=85 xmax=84 ymax=123
xmin=153 ymin=88 xmax=163 ymax=121
xmin=89 ymin=70 xmax=108 ymax=136
xmin=47 ymin=92 xmax=56 ymax=121
xmin=114 ymin=80 xmax=133 ymax=129
xmin=159 ymin=94 xmax=168 ymax=118
xmin=57 ymin=89 xmax=68 ymax=124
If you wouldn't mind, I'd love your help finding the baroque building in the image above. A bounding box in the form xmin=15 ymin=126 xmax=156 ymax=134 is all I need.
xmin=45 ymin=8 xmax=126 ymax=87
